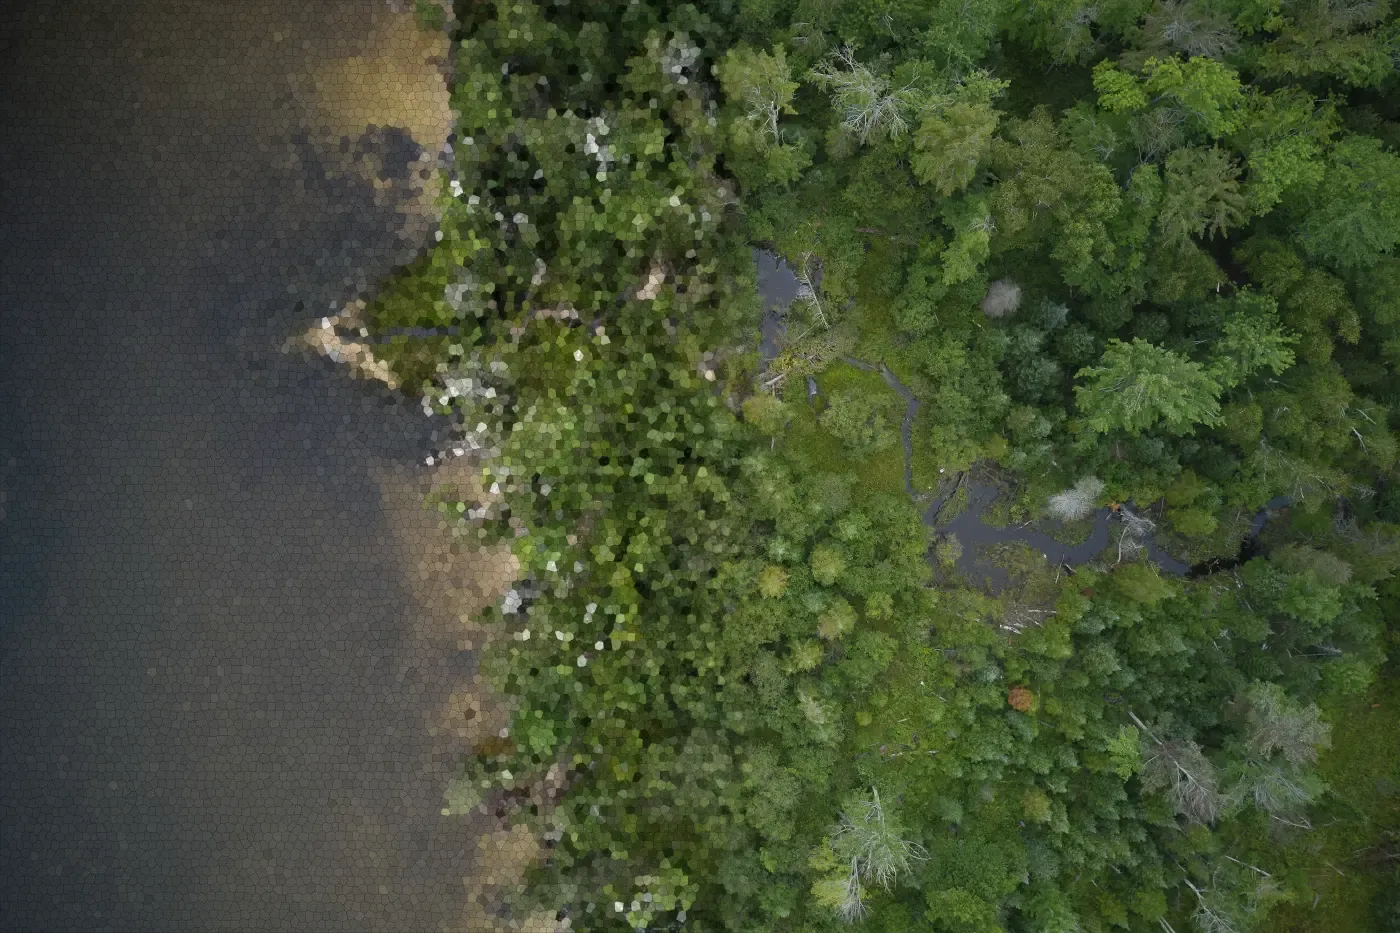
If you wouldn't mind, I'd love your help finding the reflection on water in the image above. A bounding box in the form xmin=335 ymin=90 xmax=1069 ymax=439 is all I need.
xmin=0 ymin=2 xmax=532 ymax=931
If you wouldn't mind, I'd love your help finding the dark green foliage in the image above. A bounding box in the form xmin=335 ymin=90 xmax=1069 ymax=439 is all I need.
xmin=365 ymin=1 xmax=1400 ymax=930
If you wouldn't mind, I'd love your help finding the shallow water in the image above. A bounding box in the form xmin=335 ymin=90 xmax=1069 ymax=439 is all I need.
xmin=0 ymin=3 xmax=518 ymax=931
xmin=754 ymin=247 xmax=801 ymax=365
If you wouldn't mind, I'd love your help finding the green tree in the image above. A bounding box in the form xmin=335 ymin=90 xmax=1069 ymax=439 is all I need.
xmin=820 ymin=386 xmax=905 ymax=457
xmin=911 ymin=72 xmax=1008 ymax=196
xmin=1140 ymin=54 xmax=1245 ymax=138
xmin=717 ymin=44 xmax=801 ymax=150
xmin=810 ymin=543 xmax=848 ymax=587
xmin=1206 ymin=291 xmax=1297 ymax=388
xmin=1293 ymin=135 xmax=1400 ymax=272
xmin=1075 ymin=338 xmax=1223 ymax=435
xmin=1095 ymin=54 xmax=1246 ymax=139
xmin=716 ymin=44 xmax=813 ymax=188
xmin=1157 ymin=146 xmax=1250 ymax=249
xmin=743 ymin=393 xmax=791 ymax=435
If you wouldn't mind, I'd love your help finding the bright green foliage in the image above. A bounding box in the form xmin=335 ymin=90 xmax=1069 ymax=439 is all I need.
xmin=911 ymin=72 xmax=1008 ymax=195
xmin=819 ymin=386 xmax=905 ymax=457
xmin=1141 ymin=55 xmax=1246 ymax=138
xmin=1106 ymin=724 xmax=1143 ymax=780
xmin=1075 ymin=338 xmax=1223 ymax=435
xmin=717 ymin=44 xmax=812 ymax=189
xmin=1093 ymin=54 xmax=1247 ymax=139
xmin=912 ymin=99 xmax=999 ymax=197
xmin=743 ymin=393 xmax=791 ymax=435
xmin=940 ymin=218 xmax=992 ymax=286
xmin=1093 ymin=60 xmax=1150 ymax=113
xmin=988 ymin=108 xmax=1122 ymax=278
xmin=717 ymin=44 xmax=801 ymax=149
xmin=809 ymin=543 xmax=848 ymax=587
xmin=759 ymin=564 xmax=791 ymax=599
xmin=1207 ymin=291 xmax=1297 ymax=388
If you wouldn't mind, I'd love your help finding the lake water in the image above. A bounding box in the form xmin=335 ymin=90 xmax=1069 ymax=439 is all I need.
xmin=0 ymin=3 xmax=527 ymax=931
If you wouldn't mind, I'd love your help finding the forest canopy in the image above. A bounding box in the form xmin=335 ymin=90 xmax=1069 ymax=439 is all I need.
xmin=366 ymin=1 xmax=1400 ymax=930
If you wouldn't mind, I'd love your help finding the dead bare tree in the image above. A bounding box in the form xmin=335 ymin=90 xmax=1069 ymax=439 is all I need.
xmin=1130 ymin=711 xmax=1226 ymax=825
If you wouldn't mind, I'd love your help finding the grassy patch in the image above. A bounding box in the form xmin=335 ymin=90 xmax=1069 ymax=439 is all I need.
xmin=1044 ymin=516 xmax=1095 ymax=548
xmin=930 ymin=480 xmax=970 ymax=528
xmin=850 ymin=297 xmax=900 ymax=363
xmin=779 ymin=362 xmax=906 ymax=497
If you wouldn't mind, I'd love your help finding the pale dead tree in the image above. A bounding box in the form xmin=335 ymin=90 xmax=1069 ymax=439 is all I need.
xmin=1130 ymin=711 xmax=1226 ymax=825
xmin=966 ymin=209 xmax=998 ymax=236
xmin=1116 ymin=507 xmax=1157 ymax=563
xmin=981 ymin=279 xmax=1023 ymax=319
xmin=1232 ymin=762 xmax=1318 ymax=820
xmin=793 ymin=251 xmax=829 ymax=331
xmin=1224 ymin=682 xmax=1330 ymax=821
xmin=1183 ymin=864 xmax=1283 ymax=933
xmin=1142 ymin=0 xmax=1241 ymax=60
xmin=827 ymin=786 xmax=928 ymax=922
xmin=1132 ymin=106 xmax=1189 ymax=163
xmin=809 ymin=47 xmax=922 ymax=144
xmin=1185 ymin=879 xmax=1239 ymax=933
xmin=1000 ymin=604 xmax=1055 ymax=634
xmin=1047 ymin=476 xmax=1105 ymax=522
xmin=746 ymin=85 xmax=785 ymax=146
xmin=833 ymin=868 xmax=869 ymax=924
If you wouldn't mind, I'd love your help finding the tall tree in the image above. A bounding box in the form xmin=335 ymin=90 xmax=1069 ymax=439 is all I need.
xmin=1074 ymin=338 xmax=1223 ymax=435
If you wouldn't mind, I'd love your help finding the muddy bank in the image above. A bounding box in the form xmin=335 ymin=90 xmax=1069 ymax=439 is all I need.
xmin=0 ymin=2 xmax=527 ymax=930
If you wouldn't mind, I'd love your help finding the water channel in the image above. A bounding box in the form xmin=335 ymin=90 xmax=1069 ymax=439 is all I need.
xmin=753 ymin=249 xmax=1287 ymax=591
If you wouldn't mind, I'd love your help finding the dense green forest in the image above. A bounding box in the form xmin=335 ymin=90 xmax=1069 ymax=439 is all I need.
xmin=375 ymin=1 xmax=1400 ymax=929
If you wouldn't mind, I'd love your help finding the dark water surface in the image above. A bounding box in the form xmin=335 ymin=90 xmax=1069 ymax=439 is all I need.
xmin=0 ymin=3 xmax=496 ymax=931
xmin=754 ymin=248 xmax=800 ymax=365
